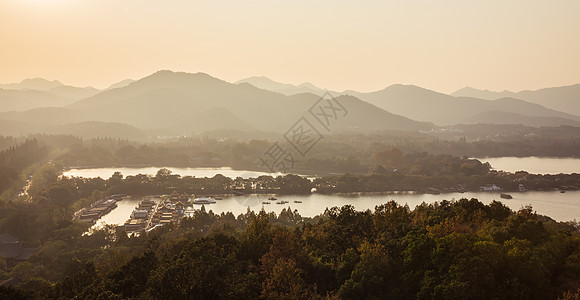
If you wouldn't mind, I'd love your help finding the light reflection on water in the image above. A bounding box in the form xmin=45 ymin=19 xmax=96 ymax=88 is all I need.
xmin=476 ymin=157 xmax=580 ymax=175
xmin=64 ymin=167 xmax=282 ymax=179
xmin=92 ymin=191 xmax=580 ymax=227
xmin=64 ymin=157 xmax=580 ymax=179
xmin=68 ymin=160 xmax=580 ymax=227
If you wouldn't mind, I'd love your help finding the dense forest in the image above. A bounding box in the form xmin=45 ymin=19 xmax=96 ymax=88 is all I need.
xmin=0 ymin=139 xmax=47 ymax=202
xmin=1 ymin=199 xmax=580 ymax=299
xmin=46 ymin=132 xmax=580 ymax=172
xmin=1 ymin=129 xmax=579 ymax=178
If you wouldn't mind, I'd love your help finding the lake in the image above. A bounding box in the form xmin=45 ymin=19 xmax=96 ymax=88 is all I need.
xmin=68 ymin=158 xmax=580 ymax=228
xmin=477 ymin=157 xmax=580 ymax=175
xmin=63 ymin=167 xmax=283 ymax=179
xmin=92 ymin=191 xmax=580 ymax=231
xmin=64 ymin=157 xmax=580 ymax=179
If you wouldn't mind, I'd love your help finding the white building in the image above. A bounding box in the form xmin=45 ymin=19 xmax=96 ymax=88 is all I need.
xmin=480 ymin=184 xmax=502 ymax=191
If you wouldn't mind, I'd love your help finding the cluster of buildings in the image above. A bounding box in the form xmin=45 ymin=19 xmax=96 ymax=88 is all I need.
xmin=479 ymin=184 xmax=526 ymax=192
xmin=123 ymin=198 xmax=156 ymax=232
xmin=76 ymin=194 xmax=124 ymax=224
xmin=123 ymin=192 xmax=189 ymax=233
xmin=479 ymin=184 xmax=503 ymax=192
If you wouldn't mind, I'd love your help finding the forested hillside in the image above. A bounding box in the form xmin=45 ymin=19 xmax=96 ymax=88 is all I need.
xmin=2 ymin=199 xmax=579 ymax=299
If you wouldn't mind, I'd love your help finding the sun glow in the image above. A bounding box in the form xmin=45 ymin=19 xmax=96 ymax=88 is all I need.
xmin=23 ymin=0 xmax=71 ymax=7
xmin=30 ymin=0 xmax=63 ymax=3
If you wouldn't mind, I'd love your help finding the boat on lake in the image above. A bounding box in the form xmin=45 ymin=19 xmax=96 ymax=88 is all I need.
xmin=268 ymin=196 xmax=277 ymax=200
xmin=500 ymin=193 xmax=513 ymax=199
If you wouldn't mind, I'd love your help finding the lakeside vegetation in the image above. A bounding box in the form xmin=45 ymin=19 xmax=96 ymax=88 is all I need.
xmin=2 ymin=198 xmax=580 ymax=299
xmin=0 ymin=137 xmax=578 ymax=243
xmin=2 ymin=127 xmax=580 ymax=177
xmin=55 ymin=165 xmax=580 ymax=198
xmin=0 ymin=136 xmax=579 ymax=298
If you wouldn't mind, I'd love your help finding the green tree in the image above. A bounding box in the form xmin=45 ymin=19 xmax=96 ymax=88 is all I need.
xmin=262 ymin=258 xmax=315 ymax=300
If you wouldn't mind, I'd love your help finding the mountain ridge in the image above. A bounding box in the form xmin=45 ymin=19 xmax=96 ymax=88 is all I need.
xmin=452 ymin=84 xmax=580 ymax=115
xmin=232 ymin=77 xmax=580 ymax=127
xmin=2 ymin=72 xmax=579 ymax=138
xmin=0 ymin=78 xmax=64 ymax=91
xmin=11 ymin=70 xmax=432 ymax=136
xmin=236 ymin=76 xmax=326 ymax=96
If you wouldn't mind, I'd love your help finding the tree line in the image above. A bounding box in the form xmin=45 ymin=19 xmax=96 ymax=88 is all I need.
xmin=60 ymin=166 xmax=580 ymax=199
xmin=2 ymin=199 xmax=580 ymax=299
xmin=1 ymin=133 xmax=579 ymax=180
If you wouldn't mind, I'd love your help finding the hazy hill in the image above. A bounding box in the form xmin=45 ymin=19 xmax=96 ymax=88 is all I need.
xmin=4 ymin=73 xmax=578 ymax=133
xmin=0 ymin=78 xmax=64 ymax=91
xmin=460 ymin=110 xmax=580 ymax=127
xmin=236 ymin=76 xmax=325 ymax=96
xmin=66 ymin=70 xmax=432 ymax=134
xmin=323 ymin=95 xmax=433 ymax=132
xmin=0 ymin=71 xmax=432 ymax=139
xmin=69 ymin=71 xmax=302 ymax=131
xmin=107 ymin=79 xmax=135 ymax=90
xmin=349 ymin=84 xmax=580 ymax=126
xmin=173 ymin=107 xmax=258 ymax=134
xmin=452 ymin=84 xmax=580 ymax=116
xmin=0 ymin=118 xmax=146 ymax=140
xmin=200 ymin=129 xmax=281 ymax=140
xmin=240 ymin=78 xmax=580 ymax=127
xmin=48 ymin=85 xmax=100 ymax=100
xmin=0 ymin=119 xmax=40 ymax=136
xmin=452 ymin=86 xmax=515 ymax=100
xmin=0 ymin=78 xmax=101 ymax=110
xmin=0 ymin=107 xmax=86 ymax=125
xmin=50 ymin=121 xmax=147 ymax=140
xmin=0 ymin=89 xmax=71 ymax=112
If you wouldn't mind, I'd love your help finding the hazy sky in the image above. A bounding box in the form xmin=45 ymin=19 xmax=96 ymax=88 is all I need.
xmin=1 ymin=0 xmax=579 ymax=93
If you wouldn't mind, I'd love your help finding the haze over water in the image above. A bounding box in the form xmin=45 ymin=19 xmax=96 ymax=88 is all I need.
xmin=75 ymin=157 xmax=580 ymax=226
xmin=477 ymin=157 xmax=580 ymax=174
xmin=95 ymin=190 xmax=580 ymax=227
xmin=64 ymin=157 xmax=580 ymax=179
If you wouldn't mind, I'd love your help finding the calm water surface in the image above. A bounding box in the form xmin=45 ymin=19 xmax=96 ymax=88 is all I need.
xmin=64 ymin=167 xmax=282 ymax=179
xmin=67 ymin=159 xmax=580 ymax=227
xmin=93 ymin=191 xmax=580 ymax=228
xmin=477 ymin=157 xmax=580 ymax=174
xmin=65 ymin=157 xmax=580 ymax=179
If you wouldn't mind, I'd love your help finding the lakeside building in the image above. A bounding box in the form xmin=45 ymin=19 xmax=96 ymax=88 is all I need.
xmin=0 ymin=233 xmax=37 ymax=268
xmin=480 ymin=184 xmax=502 ymax=191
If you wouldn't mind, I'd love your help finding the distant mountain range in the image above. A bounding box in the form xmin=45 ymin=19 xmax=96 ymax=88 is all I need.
xmin=107 ymin=79 xmax=135 ymax=90
xmin=235 ymin=76 xmax=325 ymax=96
xmin=452 ymin=84 xmax=580 ymax=116
xmin=236 ymin=77 xmax=580 ymax=127
xmin=346 ymin=85 xmax=580 ymax=127
xmin=0 ymin=78 xmax=135 ymax=112
xmin=0 ymin=78 xmax=99 ymax=111
xmin=0 ymin=89 xmax=71 ymax=112
xmin=0 ymin=71 xmax=432 ymax=138
xmin=0 ymin=72 xmax=578 ymax=140
xmin=0 ymin=78 xmax=65 ymax=91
